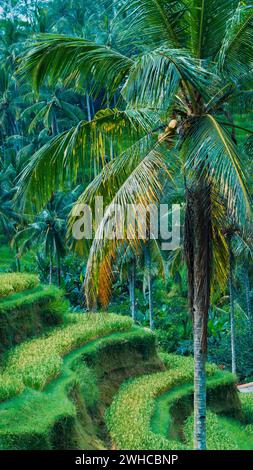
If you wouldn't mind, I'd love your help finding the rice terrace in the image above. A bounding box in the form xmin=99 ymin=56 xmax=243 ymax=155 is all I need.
xmin=0 ymin=0 xmax=253 ymax=463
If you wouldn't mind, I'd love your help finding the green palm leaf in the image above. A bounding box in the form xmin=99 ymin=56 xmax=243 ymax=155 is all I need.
xmin=118 ymin=0 xmax=187 ymax=48
xmin=218 ymin=4 xmax=253 ymax=80
xmin=183 ymin=115 xmax=250 ymax=221
xmin=17 ymin=107 xmax=159 ymax=209
xmin=187 ymin=0 xmax=238 ymax=58
xmin=83 ymin=147 xmax=170 ymax=307
xmin=123 ymin=47 xmax=214 ymax=107
xmin=19 ymin=34 xmax=134 ymax=96
xmin=68 ymin=135 xmax=158 ymax=209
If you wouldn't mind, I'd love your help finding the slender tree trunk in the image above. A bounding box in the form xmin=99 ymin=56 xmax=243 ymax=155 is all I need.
xmin=228 ymin=242 xmax=237 ymax=376
xmin=148 ymin=275 xmax=154 ymax=331
xmin=185 ymin=183 xmax=211 ymax=450
xmin=128 ymin=260 xmax=136 ymax=322
xmin=57 ymin=255 xmax=61 ymax=287
xmin=243 ymin=267 xmax=252 ymax=322
xmin=49 ymin=254 xmax=53 ymax=285
xmin=86 ymin=93 xmax=92 ymax=121
xmin=15 ymin=243 xmax=21 ymax=273
xmin=145 ymin=244 xmax=154 ymax=330
xmin=193 ymin=307 xmax=207 ymax=450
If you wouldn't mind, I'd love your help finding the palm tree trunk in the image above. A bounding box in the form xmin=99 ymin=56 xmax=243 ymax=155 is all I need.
xmin=185 ymin=183 xmax=211 ymax=450
xmin=57 ymin=255 xmax=61 ymax=287
xmin=15 ymin=242 xmax=21 ymax=273
xmin=228 ymin=242 xmax=237 ymax=376
xmin=49 ymin=253 xmax=53 ymax=285
xmin=243 ymin=267 xmax=252 ymax=322
xmin=128 ymin=260 xmax=136 ymax=322
xmin=145 ymin=244 xmax=154 ymax=330
xmin=148 ymin=274 xmax=154 ymax=331
xmin=193 ymin=306 xmax=207 ymax=450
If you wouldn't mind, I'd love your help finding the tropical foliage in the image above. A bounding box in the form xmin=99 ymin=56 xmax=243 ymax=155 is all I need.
xmin=0 ymin=0 xmax=252 ymax=452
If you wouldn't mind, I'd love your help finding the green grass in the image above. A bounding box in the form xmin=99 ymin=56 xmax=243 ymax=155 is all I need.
xmin=240 ymin=393 xmax=253 ymax=423
xmin=0 ymin=326 xmax=157 ymax=449
xmin=0 ymin=285 xmax=64 ymax=311
xmin=0 ymin=284 xmax=69 ymax=353
xmin=151 ymin=372 xmax=238 ymax=443
xmin=184 ymin=410 xmax=253 ymax=450
xmin=105 ymin=354 xmax=237 ymax=450
xmin=0 ymin=273 xmax=39 ymax=298
xmin=106 ymin=359 xmax=193 ymax=450
xmin=0 ymin=313 xmax=133 ymax=402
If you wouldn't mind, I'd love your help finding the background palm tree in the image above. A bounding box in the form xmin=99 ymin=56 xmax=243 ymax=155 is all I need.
xmin=13 ymin=193 xmax=69 ymax=285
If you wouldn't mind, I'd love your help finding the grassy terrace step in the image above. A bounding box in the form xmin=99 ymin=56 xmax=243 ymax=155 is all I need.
xmin=0 ymin=320 xmax=162 ymax=449
xmin=0 ymin=284 xmax=68 ymax=352
xmin=0 ymin=273 xmax=39 ymax=298
xmin=151 ymin=372 xmax=240 ymax=447
xmin=105 ymin=354 xmax=239 ymax=450
xmin=184 ymin=408 xmax=253 ymax=450
xmin=0 ymin=313 xmax=133 ymax=401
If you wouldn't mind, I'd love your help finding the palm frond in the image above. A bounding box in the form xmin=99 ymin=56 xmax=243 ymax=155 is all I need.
xmin=218 ymin=4 xmax=253 ymax=80
xmin=183 ymin=115 xmax=250 ymax=222
xmin=83 ymin=148 xmax=170 ymax=307
xmin=187 ymin=0 xmax=238 ymax=58
xmin=122 ymin=47 xmax=214 ymax=107
xmin=228 ymin=90 xmax=253 ymax=116
xmin=28 ymin=105 xmax=48 ymax=133
xmin=210 ymin=189 xmax=229 ymax=294
xmin=17 ymin=107 xmax=157 ymax=210
xmin=148 ymin=238 xmax=166 ymax=279
xmin=19 ymin=34 xmax=134 ymax=96
xmin=117 ymin=0 xmax=187 ymax=49
xmin=68 ymin=134 xmax=160 ymax=213
xmin=59 ymin=100 xmax=85 ymax=123
xmin=20 ymin=101 xmax=45 ymax=119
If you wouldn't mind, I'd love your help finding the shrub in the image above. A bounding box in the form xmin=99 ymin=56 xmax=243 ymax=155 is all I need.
xmin=0 ymin=273 xmax=39 ymax=298
xmin=0 ymin=313 xmax=133 ymax=402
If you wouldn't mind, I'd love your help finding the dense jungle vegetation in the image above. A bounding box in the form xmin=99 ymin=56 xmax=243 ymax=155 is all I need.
xmin=0 ymin=0 xmax=253 ymax=451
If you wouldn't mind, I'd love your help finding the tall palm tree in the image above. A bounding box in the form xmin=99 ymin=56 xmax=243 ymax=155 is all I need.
xmin=17 ymin=1 xmax=252 ymax=449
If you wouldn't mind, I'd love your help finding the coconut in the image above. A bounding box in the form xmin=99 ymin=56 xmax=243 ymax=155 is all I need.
xmin=168 ymin=119 xmax=178 ymax=129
